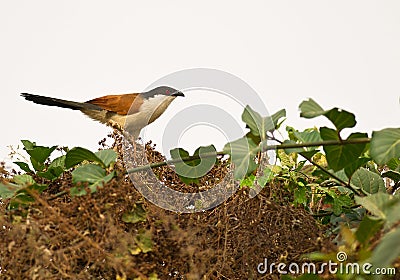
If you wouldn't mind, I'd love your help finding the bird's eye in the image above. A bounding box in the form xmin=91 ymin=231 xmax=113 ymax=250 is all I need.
xmin=165 ymin=90 xmax=170 ymax=95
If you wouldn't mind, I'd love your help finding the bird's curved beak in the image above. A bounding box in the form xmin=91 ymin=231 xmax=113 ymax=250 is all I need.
xmin=172 ymin=91 xmax=184 ymax=97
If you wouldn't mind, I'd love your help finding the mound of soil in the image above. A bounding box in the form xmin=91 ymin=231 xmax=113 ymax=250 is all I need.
xmin=0 ymin=135 xmax=334 ymax=279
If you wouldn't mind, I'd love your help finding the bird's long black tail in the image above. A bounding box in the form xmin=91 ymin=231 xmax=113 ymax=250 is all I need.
xmin=21 ymin=93 xmax=99 ymax=111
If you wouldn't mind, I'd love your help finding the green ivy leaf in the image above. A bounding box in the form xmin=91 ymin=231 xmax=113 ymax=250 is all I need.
xmin=65 ymin=147 xmax=105 ymax=169
xmin=278 ymin=149 xmax=296 ymax=168
xmin=95 ymin=149 xmax=117 ymax=168
xmin=245 ymin=131 xmax=261 ymax=146
xmin=134 ymin=229 xmax=153 ymax=253
xmin=323 ymin=108 xmax=356 ymax=131
xmin=13 ymin=161 xmax=33 ymax=173
xmin=370 ymin=128 xmax=400 ymax=165
xmin=18 ymin=183 xmax=48 ymax=194
xmin=170 ymin=148 xmax=198 ymax=184
xmin=49 ymin=155 xmax=66 ymax=169
xmin=9 ymin=193 xmax=35 ymax=209
xmin=386 ymin=157 xmax=400 ymax=172
xmin=242 ymin=106 xmax=286 ymax=142
xmin=242 ymin=106 xmax=272 ymax=141
xmin=294 ymin=185 xmax=307 ymax=206
xmin=70 ymin=164 xmax=115 ymax=196
xmin=0 ymin=183 xmax=22 ymax=199
xmin=333 ymin=169 xmax=349 ymax=183
xmin=285 ymin=127 xmax=322 ymax=156
xmin=332 ymin=194 xmax=353 ymax=216
xmin=28 ymin=146 xmax=57 ymax=165
xmin=355 ymin=193 xmax=400 ymax=229
xmin=355 ymin=215 xmax=384 ymax=246
xmin=71 ymin=171 xmax=115 ymax=196
xmin=72 ymin=164 xmax=106 ymax=184
xmin=20 ymin=139 xmax=35 ymax=150
xmin=301 ymin=150 xmax=320 ymax=159
xmin=299 ymin=98 xmax=325 ymax=118
xmin=351 ymin=168 xmax=385 ymax=194
xmin=13 ymin=174 xmax=35 ymax=185
xmin=170 ymin=145 xmax=217 ymax=185
xmin=270 ymin=109 xmax=286 ymax=130
xmin=257 ymin=167 xmax=274 ymax=186
xmin=35 ymin=155 xmax=66 ymax=181
xmin=369 ymin=227 xmax=400 ymax=268
xmin=344 ymin=157 xmax=371 ymax=179
xmin=122 ymin=202 xmax=147 ymax=224
xmin=321 ymin=127 xmax=367 ymax=171
xmin=289 ymin=127 xmax=322 ymax=144
xmin=240 ymin=174 xmax=255 ymax=187
xmin=242 ymin=105 xmax=264 ymax=137
xmin=37 ymin=166 xmax=65 ymax=181
xmin=299 ymin=99 xmax=356 ymax=131
xmin=21 ymin=140 xmax=57 ymax=171
xmin=223 ymin=137 xmax=259 ymax=179
xmin=9 ymin=183 xmax=48 ymax=209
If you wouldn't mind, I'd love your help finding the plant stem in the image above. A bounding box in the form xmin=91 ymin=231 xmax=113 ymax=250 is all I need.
xmin=270 ymin=137 xmax=364 ymax=195
xmin=299 ymin=152 xmax=361 ymax=195
xmin=126 ymin=138 xmax=370 ymax=174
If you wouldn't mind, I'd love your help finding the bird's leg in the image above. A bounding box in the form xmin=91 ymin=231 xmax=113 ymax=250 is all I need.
xmin=120 ymin=130 xmax=140 ymax=160
xmin=131 ymin=134 xmax=137 ymax=156
xmin=108 ymin=119 xmax=136 ymax=158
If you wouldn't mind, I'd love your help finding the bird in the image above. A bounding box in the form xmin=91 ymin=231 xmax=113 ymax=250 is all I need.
xmin=21 ymin=86 xmax=185 ymax=139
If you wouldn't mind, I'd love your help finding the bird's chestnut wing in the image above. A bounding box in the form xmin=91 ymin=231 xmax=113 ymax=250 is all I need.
xmin=86 ymin=93 xmax=143 ymax=115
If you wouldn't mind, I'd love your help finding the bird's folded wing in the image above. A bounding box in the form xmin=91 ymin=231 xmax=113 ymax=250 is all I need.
xmin=86 ymin=93 xmax=143 ymax=115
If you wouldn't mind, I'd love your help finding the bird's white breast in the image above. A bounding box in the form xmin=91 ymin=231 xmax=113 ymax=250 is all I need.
xmin=120 ymin=94 xmax=176 ymax=137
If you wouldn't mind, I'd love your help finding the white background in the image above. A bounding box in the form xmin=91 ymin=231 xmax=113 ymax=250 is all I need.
xmin=1 ymin=1 xmax=399 ymax=166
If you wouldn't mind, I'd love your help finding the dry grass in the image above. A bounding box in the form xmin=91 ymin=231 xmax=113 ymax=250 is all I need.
xmin=0 ymin=134 xmax=334 ymax=279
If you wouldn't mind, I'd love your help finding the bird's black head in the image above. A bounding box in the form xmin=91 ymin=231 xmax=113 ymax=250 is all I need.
xmin=144 ymin=86 xmax=184 ymax=98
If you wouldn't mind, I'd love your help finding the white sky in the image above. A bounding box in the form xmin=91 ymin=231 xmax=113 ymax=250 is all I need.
xmin=1 ymin=1 xmax=399 ymax=166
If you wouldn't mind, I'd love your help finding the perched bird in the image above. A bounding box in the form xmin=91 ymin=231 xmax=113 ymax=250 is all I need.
xmin=21 ymin=86 xmax=184 ymax=139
